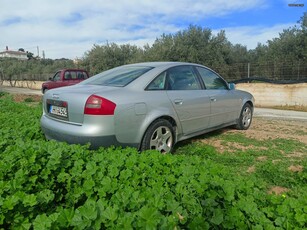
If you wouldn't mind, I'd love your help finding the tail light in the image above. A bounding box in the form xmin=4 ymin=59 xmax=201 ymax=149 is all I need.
xmin=84 ymin=95 xmax=116 ymax=115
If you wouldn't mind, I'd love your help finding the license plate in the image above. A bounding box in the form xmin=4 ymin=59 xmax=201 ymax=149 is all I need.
xmin=49 ymin=105 xmax=68 ymax=117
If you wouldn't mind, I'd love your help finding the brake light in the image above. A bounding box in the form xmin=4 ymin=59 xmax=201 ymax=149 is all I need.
xmin=84 ymin=95 xmax=116 ymax=115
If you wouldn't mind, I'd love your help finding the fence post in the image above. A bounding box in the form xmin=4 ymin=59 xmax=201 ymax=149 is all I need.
xmin=297 ymin=60 xmax=300 ymax=80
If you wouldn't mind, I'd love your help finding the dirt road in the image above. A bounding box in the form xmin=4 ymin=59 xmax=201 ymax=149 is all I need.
xmin=0 ymin=86 xmax=42 ymax=95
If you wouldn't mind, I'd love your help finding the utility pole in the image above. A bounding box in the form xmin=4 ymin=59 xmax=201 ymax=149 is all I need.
xmin=37 ymin=46 xmax=40 ymax=58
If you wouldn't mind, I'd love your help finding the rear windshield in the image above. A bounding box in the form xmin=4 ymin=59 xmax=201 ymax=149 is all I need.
xmin=80 ymin=66 xmax=153 ymax=87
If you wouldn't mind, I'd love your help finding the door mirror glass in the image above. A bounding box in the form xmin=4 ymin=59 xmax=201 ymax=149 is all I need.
xmin=229 ymin=83 xmax=236 ymax=90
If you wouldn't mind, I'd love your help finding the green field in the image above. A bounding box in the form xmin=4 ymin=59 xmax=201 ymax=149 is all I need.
xmin=0 ymin=92 xmax=306 ymax=229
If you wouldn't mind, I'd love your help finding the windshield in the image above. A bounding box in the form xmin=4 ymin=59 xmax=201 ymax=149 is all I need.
xmin=80 ymin=66 xmax=153 ymax=87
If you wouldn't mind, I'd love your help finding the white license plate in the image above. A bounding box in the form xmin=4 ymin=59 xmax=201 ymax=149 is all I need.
xmin=49 ymin=105 xmax=68 ymax=117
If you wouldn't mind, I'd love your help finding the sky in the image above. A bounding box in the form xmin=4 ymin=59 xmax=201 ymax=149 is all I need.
xmin=1 ymin=0 xmax=306 ymax=60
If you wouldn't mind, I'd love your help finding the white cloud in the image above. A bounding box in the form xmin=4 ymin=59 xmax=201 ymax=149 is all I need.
xmin=0 ymin=0 xmax=297 ymax=59
xmin=218 ymin=23 xmax=295 ymax=49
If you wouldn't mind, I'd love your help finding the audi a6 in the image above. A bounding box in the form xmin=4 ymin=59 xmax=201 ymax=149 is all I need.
xmin=41 ymin=62 xmax=254 ymax=153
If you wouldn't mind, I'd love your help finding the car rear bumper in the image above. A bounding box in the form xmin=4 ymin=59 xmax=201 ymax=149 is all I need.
xmin=40 ymin=114 xmax=138 ymax=149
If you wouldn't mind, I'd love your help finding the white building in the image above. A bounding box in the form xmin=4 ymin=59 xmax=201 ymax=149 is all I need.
xmin=0 ymin=47 xmax=28 ymax=60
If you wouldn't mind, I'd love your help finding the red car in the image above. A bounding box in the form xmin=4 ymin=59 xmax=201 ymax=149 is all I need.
xmin=42 ymin=69 xmax=90 ymax=94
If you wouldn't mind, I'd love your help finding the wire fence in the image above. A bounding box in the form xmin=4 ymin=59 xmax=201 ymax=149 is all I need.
xmin=214 ymin=61 xmax=307 ymax=82
xmin=1 ymin=61 xmax=307 ymax=85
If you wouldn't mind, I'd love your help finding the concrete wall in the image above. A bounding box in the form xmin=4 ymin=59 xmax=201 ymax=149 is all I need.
xmin=1 ymin=80 xmax=44 ymax=90
xmin=1 ymin=80 xmax=307 ymax=107
xmin=236 ymin=83 xmax=307 ymax=107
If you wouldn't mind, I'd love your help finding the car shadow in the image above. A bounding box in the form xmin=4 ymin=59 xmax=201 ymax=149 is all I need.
xmin=172 ymin=126 xmax=234 ymax=153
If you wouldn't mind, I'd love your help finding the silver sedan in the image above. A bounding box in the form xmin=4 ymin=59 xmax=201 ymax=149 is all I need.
xmin=41 ymin=62 xmax=254 ymax=153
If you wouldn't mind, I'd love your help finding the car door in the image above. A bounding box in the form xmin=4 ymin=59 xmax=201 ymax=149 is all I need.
xmin=195 ymin=67 xmax=241 ymax=128
xmin=49 ymin=71 xmax=61 ymax=89
xmin=164 ymin=65 xmax=211 ymax=135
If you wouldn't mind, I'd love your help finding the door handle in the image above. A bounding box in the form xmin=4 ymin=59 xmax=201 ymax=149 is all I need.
xmin=174 ymin=99 xmax=183 ymax=105
xmin=210 ymin=97 xmax=217 ymax=102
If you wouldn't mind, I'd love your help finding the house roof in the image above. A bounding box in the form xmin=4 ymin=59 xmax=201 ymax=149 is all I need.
xmin=0 ymin=50 xmax=27 ymax=55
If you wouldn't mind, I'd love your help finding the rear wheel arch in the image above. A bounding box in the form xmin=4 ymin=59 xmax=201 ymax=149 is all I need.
xmin=139 ymin=116 xmax=177 ymax=153
xmin=159 ymin=115 xmax=177 ymax=128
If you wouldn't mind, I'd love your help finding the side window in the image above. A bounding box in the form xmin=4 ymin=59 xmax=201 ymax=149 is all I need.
xmin=77 ymin=71 xmax=88 ymax=80
xmin=70 ymin=72 xmax=77 ymax=79
xmin=147 ymin=72 xmax=166 ymax=90
xmin=196 ymin=67 xmax=228 ymax=90
xmin=167 ymin=66 xmax=201 ymax=90
xmin=77 ymin=72 xmax=84 ymax=79
xmin=53 ymin=72 xmax=61 ymax=81
xmin=64 ymin=71 xmax=72 ymax=80
xmin=83 ymin=71 xmax=89 ymax=79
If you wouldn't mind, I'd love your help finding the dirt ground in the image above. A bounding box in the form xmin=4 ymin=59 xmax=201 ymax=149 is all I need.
xmin=201 ymin=117 xmax=307 ymax=152
xmin=12 ymin=94 xmax=43 ymax=103
xmin=198 ymin=116 xmax=307 ymax=195
xmin=236 ymin=117 xmax=307 ymax=145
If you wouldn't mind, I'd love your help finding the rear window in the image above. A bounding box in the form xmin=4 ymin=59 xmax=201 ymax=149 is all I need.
xmin=80 ymin=66 xmax=153 ymax=87
xmin=63 ymin=71 xmax=89 ymax=80
xmin=76 ymin=71 xmax=89 ymax=79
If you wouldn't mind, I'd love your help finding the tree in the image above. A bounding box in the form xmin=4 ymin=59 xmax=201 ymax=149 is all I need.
xmin=26 ymin=51 xmax=34 ymax=60
xmin=83 ymin=43 xmax=143 ymax=74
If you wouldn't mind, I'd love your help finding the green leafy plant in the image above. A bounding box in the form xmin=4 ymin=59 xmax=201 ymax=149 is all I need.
xmin=24 ymin=97 xmax=35 ymax=102
xmin=0 ymin=95 xmax=306 ymax=229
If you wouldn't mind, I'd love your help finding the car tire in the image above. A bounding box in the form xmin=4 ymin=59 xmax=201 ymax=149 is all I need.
xmin=236 ymin=103 xmax=253 ymax=130
xmin=140 ymin=119 xmax=175 ymax=153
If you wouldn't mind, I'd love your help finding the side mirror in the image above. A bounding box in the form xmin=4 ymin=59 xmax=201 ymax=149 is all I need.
xmin=228 ymin=83 xmax=236 ymax=90
xmin=49 ymin=77 xmax=52 ymax=81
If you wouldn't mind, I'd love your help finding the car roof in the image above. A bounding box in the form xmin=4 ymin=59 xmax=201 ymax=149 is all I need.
xmin=123 ymin=62 xmax=199 ymax=68
xmin=59 ymin=69 xmax=88 ymax=72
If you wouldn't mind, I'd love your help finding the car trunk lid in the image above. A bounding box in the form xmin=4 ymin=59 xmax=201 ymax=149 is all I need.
xmin=44 ymin=85 xmax=117 ymax=124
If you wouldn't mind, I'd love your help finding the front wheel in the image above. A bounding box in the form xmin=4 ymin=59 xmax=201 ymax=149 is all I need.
xmin=140 ymin=119 xmax=175 ymax=153
xmin=236 ymin=103 xmax=253 ymax=130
